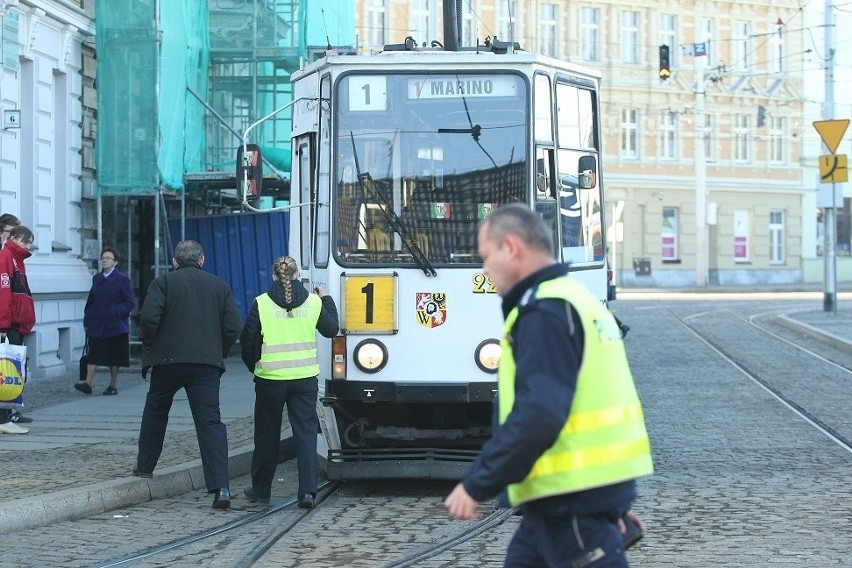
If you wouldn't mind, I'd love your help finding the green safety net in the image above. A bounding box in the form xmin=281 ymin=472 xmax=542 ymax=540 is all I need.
xmin=95 ymin=0 xmax=208 ymax=194
xmin=95 ymin=0 xmax=355 ymax=196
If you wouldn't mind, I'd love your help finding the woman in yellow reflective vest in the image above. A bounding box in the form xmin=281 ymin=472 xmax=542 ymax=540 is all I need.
xmin=445 ymin=204 xmax=653 ymax=567
xmin=240 ymin=255 xmax=339 ymax=508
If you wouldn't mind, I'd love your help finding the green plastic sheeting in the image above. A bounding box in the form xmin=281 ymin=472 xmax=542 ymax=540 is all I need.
xmin=95 ymin=0 xmax=354 ymax=196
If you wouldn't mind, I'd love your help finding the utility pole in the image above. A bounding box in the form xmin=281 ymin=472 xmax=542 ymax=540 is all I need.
xmin=695 ymin=55 xmax=708 ymax=287
xmin=823 ymin=0 xmax=837 ymax=312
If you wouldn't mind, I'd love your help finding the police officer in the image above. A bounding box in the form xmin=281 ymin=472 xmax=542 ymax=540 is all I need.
xmin=240 ymin=255 xmax=339 ymax=508
xmin=444 ymin=204 xmax=653 ymax=567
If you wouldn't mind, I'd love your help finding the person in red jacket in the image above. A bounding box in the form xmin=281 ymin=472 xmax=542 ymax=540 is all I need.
xmin=0 ymin=225 xmax=34 ymax=434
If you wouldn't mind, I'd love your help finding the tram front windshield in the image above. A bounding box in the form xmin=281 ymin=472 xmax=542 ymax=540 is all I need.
xmin=333 ymin=73 xmax=527 ymax=268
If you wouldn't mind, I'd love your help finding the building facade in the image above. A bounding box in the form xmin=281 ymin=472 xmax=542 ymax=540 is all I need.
xmin=355 ymin=0 xmax=816 ymax=287
xmin=0 ymin=0 xmax=95 ymax=378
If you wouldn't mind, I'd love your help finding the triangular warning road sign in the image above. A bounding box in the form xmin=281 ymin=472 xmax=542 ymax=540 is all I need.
xmin=813 ymin=119 xmax=850 ymax=154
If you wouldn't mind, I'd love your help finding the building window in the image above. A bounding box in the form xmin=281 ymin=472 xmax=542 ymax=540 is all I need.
xmin=660 ymin=15 xmax=677 ymax=68
xmin=620 ymin=109 xmax=639 ymax=159
xmin=410 ymin=0 xmax=434 ymax=44
xmin=734 ymin=21 xmax=750 ymax=69
xmin=540 ymin=4 xmax=558 ymax=57
xmin=462 ymin=0 xmax=476 ymax=46
xmin=662 ymin=207 xmax=678 ymax=260
xmin=733 ymin=114 xmax=750 ymax=162
xmin=499 ymin=2 xmax=517 ymax=42
xmin=770 ymin=26 xmax=785 ymax=73
xmin=1 ymin=10 xmax=19 ymax=72
xmin=698 ymin=17 xmax=714 ymax=61
xmin=580 ymin=7 xmax=600 ymax=61
xmin=660 ymin=111 xmax=677 ymax=159
xmin=621 ymin=11 xmax=640 ymax=64
xmin=769 ymin=210 xmax=785 ymax=264
xmin=734 ymin=209 xmax=750 ymax=262
xmin=769 ymin=117 xmax=785 ymax=163
xmin=704 ymin=114 xmax=716 ymax=162
xmin=366 ymin=0 xmax=386 ymax=52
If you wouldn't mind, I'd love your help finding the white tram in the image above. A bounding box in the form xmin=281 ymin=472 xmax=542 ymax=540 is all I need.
xmin=241 ymin=12 xmax=609 ymax=479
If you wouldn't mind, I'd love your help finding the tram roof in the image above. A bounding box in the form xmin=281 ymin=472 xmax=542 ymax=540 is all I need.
xmin=292 ymin=49 xmax=602 ymax=83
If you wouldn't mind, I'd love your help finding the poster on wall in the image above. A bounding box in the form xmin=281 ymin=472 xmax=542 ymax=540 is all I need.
xmin=734 ymin=210 xmax=750 ymax=262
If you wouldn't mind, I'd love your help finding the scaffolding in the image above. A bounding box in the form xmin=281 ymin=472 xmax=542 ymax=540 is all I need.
xmin=94 ymin=0 xmax=353 ymax=291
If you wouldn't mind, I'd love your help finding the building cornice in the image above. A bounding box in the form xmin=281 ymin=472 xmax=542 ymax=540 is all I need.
xmin=16 ymin=0 xmax=93 ymax=36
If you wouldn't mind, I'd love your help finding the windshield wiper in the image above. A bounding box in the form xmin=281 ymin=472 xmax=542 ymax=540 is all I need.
xmin=350 ymin=133 xmax=436 ymax=276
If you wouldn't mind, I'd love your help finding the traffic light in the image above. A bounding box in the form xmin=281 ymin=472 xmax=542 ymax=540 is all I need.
xmin=659 ymin=45 xmax=671 ymax=80
xmin=757 ymin=105 xmax=766 ymax=127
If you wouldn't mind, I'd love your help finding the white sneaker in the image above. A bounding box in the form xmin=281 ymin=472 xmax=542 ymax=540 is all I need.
xmin=0 ymin=421 xmax=28 ymax=434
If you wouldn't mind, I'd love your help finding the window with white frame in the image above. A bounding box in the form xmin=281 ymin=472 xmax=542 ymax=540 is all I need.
xmin=698 ymin=17 xmax=714 ymax=61
xmin=580 ymin=7 xmax=600 ymax=61
xmin=620 ymin=109 xmax=639 ymax=158
xmin=769 ymin=116 xmax=785 ymax=163
xmin=770 ymin=26 xmax=784 ymax=73
xmin=660 ymin=15 xmax=677 ymax=68
xmin=662 ymin=207 xmax=678 ymax=260
xmin=499 ymin=2 xmax=517 ymax=42
xmin=366 ymin=0 xmax=386 ymax=51
xmin=410 ymin=0 xmax=433 ymax=44
xmin=734 ymin=209 xmax=750 ymax=262
xmin=462 ymin=0 xmax=476 ymax=46
xmin=540 ymin=4 xmax=558 ymax=57
xmin=733 ymin=114 xmax=750 ymax=162
xmin=621 ymin=11 xmax=640 ymax=64
xmin=734 ymin=21 xmax=750 ymax=69
xmin=703 ymin=114 xmax=716 ymax=162
xmin=660 ymin=111 xmax=677 ymax=159
xmin=769 ymin=210 xmax=785 ymax=264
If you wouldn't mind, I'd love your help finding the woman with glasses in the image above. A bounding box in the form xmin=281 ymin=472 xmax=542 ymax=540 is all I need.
xmin=0 ymin=225 xmax=35 ymax=434
xmin=75 ymin=246 xmax=136 ymax=395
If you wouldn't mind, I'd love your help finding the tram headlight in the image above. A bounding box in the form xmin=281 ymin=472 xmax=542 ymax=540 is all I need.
xmin=353 ymin=339 xmax=388 ymax=373
xmin=474 ymin=339 xmax=501 ymax=374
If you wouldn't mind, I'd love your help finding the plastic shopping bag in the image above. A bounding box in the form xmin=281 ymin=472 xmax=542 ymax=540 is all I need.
xmin=0 ymin=339 xmax=27 ymax=403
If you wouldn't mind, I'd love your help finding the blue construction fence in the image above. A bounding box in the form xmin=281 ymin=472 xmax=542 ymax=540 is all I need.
xmin=168 ymin=211 xmax=290 ymax=322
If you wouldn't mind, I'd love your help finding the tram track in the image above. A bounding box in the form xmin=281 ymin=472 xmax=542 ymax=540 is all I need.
xmin=676 ymin=308 xmax=852 ymax=454
xmin=381 ymin=507 xmax=515 ymax=568
xmin=93 ymin=481 xmax=343 ymax=568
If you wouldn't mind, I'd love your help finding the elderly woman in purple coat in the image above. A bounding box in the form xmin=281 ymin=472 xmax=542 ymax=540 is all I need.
xmin=75 ymin=246 xmax=136 ymax=395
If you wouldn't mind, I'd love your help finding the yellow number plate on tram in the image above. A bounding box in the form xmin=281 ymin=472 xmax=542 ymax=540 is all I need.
xmin=342 ymin=274 xmax=397 ymax=334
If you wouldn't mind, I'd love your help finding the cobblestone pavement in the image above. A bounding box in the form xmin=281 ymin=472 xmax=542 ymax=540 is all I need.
xmin=1 ymin=292 xmax=850 ymax=566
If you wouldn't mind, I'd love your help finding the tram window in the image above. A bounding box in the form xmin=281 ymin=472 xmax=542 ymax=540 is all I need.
xmin=315 ymin=76 xmax=332 ymax=268
xmin=556 ymin=84 xmax=598 ymax=151
xmin=556 ymin=83 xmax=581 ymax=148
xmin=558 ymin=150 xmax=603 ymax=264
xmin=577 ymin=89 xmax=596 ymax=148
xmin=333 ymin=72 xmax=528 ymax=266
xmin=535 ymin=148 xmax=555 ymax=200
xmin=534 ymin=74 xmax=553 ymax=143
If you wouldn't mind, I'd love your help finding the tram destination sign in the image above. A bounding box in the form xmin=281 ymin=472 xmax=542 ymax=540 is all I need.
xmin=408 ymin=76 xmax=518 ymax=99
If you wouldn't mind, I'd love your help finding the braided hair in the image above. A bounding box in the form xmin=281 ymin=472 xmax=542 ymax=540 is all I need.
xmin=272 ymin=256 xmax=299 ymax=316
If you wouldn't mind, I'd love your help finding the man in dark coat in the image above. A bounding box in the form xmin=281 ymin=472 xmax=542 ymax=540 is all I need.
xmin=134 ymin=240 xmax=242 ymax=509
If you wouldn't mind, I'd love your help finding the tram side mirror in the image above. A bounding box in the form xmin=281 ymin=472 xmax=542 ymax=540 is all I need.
xmin=237 ymin=144 xmax=263 ymax=199
xmin=577 ymin=155 xmax=597 ymax=189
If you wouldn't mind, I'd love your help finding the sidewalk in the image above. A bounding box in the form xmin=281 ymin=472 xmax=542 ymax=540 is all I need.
xmin=2 ymin=307 xmax=851 ymax=532
xmin=0 ymin=354 xmax=286 ymax=531
xmin=773 ymin=307 xmax=852 ymax=348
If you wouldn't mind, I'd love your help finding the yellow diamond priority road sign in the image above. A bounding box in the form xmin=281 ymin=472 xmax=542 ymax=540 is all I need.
xmin=813 ymin=119 xmax=850 ymax=154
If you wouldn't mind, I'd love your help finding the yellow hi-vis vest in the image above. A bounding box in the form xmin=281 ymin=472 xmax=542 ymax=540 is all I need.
xmin=499 ymin=276 xmax=653 ymax=506
xmin=254 ymin=292 xmax=322 ymax=380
